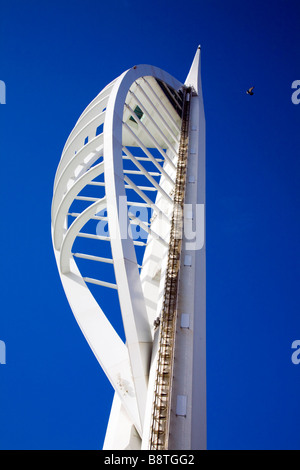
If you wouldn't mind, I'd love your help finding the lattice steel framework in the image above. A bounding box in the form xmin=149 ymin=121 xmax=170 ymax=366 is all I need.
xmin=51 ymin=47 xmax=205 ymax=450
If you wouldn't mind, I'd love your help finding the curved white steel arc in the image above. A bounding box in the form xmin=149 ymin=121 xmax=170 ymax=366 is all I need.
xmin=53 ymin=78 xmax=115 ymax=188
xmin=60 ymin=197 xmax=106 ymax=274
xmin=51 ymin=133 xmax=104 ymax=220
xmin=53 ymin=251 xmax=142 ymax=434
xmin=74 ymin=78 xmax=117 ymax=127
xmin=51 ymin=76 xmax=143 ymax=433
xmin=52 ymin=64 xmax=184 ymax=443
xmin=53 ymin=161 xmax=105 ymax=250
xmin=54 ymin=111 xmax=105 ymax=188
xmin=52 ymin=157 xmax=142 ymax=432
xmin=53 ymin=193 xmax=142 ymax=433
xmin=103 ymin=64 xmax=183 ymax=429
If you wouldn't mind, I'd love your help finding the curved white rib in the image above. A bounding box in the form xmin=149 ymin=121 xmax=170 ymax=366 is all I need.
xmin=60 ymin=197 xmax=107 ymax=274
xmin=51 ymin=133 xmax=104 ymax=220
xmin=53 ymin=161 xmax=105 ymax=250
xmin=51 ymin=63 xmax=184 ymax=443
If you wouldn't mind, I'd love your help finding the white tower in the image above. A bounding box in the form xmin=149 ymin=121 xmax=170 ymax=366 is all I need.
xmin=51 ymin=47 xmax=206 ymax=450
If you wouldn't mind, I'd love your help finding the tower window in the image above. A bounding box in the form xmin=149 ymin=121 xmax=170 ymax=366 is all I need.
xmin=129 ymin=105 xmax=144 ymax=123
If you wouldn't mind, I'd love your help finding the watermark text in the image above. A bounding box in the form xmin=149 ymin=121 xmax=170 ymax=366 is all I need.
xmin=0 ymin=340 xmax=6 ymax=364
xmin=291 ymin=80 xmax=300 ymax=105
xmin=95 ymin=197 xmax=205 ymax=251
xmin=0 ymin=80 xmax=6 ymax=104
xmin=291 ymin=340 xmax=300 ymax=365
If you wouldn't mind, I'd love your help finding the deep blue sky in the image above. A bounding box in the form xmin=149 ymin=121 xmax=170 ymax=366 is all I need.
xmin=0 ymin=0 xmax=300 ymax=450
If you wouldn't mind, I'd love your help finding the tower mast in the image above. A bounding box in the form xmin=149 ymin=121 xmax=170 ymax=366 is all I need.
xmin=170 ymin=45 xmax=206 ymax=450
xmin=147 ymin=46 xmax=206 ymax=450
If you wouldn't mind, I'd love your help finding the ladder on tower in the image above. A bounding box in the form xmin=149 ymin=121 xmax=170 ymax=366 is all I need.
xmin=149 ymin=86 xmax=192 ymax=450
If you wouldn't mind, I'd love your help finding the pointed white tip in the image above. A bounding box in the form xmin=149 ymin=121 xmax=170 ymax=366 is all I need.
xmin=185 ymin=46 xmax=202 ymax=94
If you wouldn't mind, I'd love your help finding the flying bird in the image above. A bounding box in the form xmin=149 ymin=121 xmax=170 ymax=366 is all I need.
xmin=246 ymin=86 xmax=255 ymax=95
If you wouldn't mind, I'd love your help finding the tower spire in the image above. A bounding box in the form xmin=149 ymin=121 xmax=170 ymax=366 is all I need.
xmin=185 ymin=45 xmax=201 ymax=95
